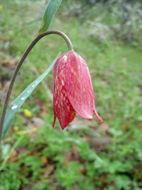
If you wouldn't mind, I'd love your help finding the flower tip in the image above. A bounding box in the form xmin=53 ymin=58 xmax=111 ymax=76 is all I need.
xmin=52 ymin=114 xmax=56 ymax=128
xmin=93 ymin=108 xmax=104 ymax=123
xmin=100 ymin=119 xmax=104 ymax=124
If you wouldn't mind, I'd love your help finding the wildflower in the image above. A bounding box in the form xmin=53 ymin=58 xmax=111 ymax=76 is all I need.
xmin=17 ymin=131 xmax=23 ymax=136
xmin=24 ymin=109 xmax=32 ymax=117
xmin=32 ymin=127 xmax=38 ymax=133
xmin=14 ymin=126 xmax=19 ymax=131
xmin=52 ymin=50 xmax=103 ymax=129
xmin=0 ymin=5 xmax=3 ymax=11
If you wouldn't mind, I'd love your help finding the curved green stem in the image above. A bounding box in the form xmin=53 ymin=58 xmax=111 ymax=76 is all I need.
xmin=0 ymin=30 xmax=73 ymax=147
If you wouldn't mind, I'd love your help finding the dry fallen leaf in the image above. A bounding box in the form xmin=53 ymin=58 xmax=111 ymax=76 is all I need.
xmin=2 ymin=81 xmax=10 ymax=92
xmin=31 ymin=117 xmax=44 ymax=128
xmin=138 ymin=122 xmax=142 ymax=130
xmin=0 ymin=58 xmax=16 ymax=67
xmin=97 ymin=124 xmax=109 ymax=133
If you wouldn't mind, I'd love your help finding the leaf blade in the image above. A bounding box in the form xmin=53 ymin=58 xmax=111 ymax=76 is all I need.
xmin=2 ymin=54 xmax=59 ymax=138
xmin=39 ymin=0 xmax=62 ymax=33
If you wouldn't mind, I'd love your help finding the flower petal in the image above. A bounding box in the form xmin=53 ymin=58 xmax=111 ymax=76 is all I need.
xmin=65 ymin=51 xmax=103 ymax=122
xmin=93 ymin=107 xmax=104 ymax=123
xmin=53 ymin=54 xmax=76 ymax=129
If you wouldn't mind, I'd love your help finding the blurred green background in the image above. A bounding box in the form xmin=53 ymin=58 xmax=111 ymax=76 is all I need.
xmin=0 ymin=0 xmax=142 ymax=189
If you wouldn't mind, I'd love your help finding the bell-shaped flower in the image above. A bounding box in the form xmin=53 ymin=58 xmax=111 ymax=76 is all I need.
xmin=52 ymin=50 xmax=103 ymax=129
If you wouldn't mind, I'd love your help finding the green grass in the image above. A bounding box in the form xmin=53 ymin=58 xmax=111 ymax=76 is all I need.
xmin=0 ymin=0 xmax=142 ymax=190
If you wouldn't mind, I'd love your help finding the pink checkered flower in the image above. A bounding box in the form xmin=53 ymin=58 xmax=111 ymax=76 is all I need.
xmin=52 ymin=50 xmax=103 ymax=129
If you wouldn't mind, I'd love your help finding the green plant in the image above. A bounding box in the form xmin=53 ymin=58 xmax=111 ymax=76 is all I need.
xmin=0 ymin=0 xmax=73 ymax=143
xmin=0 ymin=0 xmax=142 ymax=189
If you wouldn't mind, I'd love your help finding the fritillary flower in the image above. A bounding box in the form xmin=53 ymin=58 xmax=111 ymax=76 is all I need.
xmin=52 ymin=50 xmax=103 ymax=129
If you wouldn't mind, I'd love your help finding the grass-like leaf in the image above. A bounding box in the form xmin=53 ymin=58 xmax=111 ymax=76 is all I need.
xmin=39 ymin=0 xmax=62 ymax=33
xmin=2 ymin=54 xmax=59 ymax=138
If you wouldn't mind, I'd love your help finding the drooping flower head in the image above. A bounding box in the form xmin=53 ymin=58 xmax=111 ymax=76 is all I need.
xmin=53 ymin=50 xmax=103 ymax=129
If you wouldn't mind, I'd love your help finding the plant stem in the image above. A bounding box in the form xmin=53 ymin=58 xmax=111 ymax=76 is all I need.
xmin=0 ymin=30 xmax=73 ymax=147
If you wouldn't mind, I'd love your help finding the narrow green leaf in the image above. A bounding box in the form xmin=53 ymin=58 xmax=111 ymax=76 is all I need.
xmin=2 ymin=54 xmax=60 ymax=138
xmin=39 ymin=0 xmax=62 ymax=33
